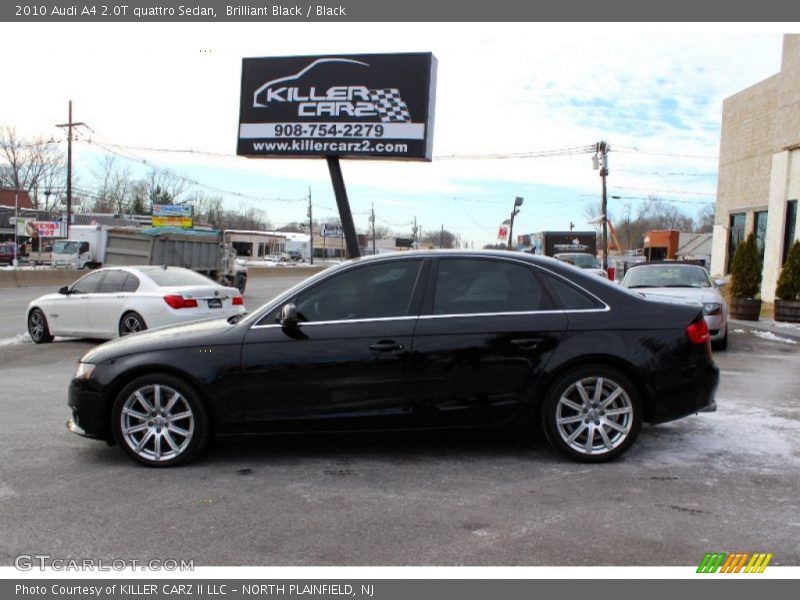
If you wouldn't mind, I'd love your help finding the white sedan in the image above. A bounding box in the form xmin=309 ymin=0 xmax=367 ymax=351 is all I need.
xmin=26 ymin=266 xmax=246 ymax=343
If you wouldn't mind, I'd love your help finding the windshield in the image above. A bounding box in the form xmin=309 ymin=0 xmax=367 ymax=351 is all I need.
xmin=556 ymin=254 xmax=599 ymax=268
xmin=623 ymin=265 xmax=711 ymax=289
xmin=53 ymin=241 xmax=79 ymax=254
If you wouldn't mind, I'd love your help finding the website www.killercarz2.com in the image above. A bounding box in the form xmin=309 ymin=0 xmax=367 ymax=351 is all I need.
xmin=252 ymin=139 xmax=409 ymax=154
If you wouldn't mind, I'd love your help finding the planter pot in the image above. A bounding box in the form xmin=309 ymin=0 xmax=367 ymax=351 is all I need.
xmin=729 ymin=297 xmax=762 ymax=321
xmin=775 ymin=299 xmax=800 ymax=323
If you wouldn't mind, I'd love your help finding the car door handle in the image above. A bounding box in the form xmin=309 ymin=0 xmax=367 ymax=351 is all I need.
xmin=369 ymin=341 xmax=404 ymax=352
xmin=510 ymin=337 xmax=544 ymax=350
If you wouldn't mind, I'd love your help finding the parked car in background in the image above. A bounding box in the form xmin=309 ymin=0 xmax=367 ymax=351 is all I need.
xmin=553 ymin=252 xmax=608 ymax=278
xmin=621 ymin=261 xmax=729 ymax=350
xmin=27 ymin=266 xmax=245 ymax=343
xmin=67 ymin=251 xmax=718 ymax=467
xmin=0 ymin=242 xmax=17 ymax=265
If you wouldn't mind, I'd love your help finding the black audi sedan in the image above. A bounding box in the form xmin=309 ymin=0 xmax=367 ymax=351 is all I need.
xmin=67 ymin=251 xmax=718 ymax=467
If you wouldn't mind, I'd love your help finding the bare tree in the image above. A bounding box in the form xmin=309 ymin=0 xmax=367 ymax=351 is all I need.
xmin=421 ymin=228 xmax=456 ymax=249
xmin=0 ymin=126 xmax=65 ymax=209
xmin=92 ymin=156 xmax=133 ymax=213
xmin=694 ymin=204 xmax=715 ymax=233
xmin=142 ymin=168 xmax=189 ymax=208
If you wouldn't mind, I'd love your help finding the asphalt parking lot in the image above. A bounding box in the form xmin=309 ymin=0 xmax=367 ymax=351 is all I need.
xmin=1 ymin=276 xmax=799 ymax=566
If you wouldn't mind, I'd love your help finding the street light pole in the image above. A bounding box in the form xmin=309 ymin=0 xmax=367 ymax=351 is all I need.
xmin=507 ymin=196 xmax=524 ymax=251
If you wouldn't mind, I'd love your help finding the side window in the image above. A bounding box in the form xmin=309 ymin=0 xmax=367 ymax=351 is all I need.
xmin=121 ymin=274 xmax=140 ymax=292
xmin=543 ymin=274 xmax=604 ymax=310
xmin=294 ymin=260 xmax=423 ymax=322
xmin=97 ymin=270 xmax=129 ymax=293
xmin=79 ymin=241 xmax=90 ymax=253
xmin=433 ymin=259 xmax=543 ymax=315
xmin=70 ymin=271 xmax=105 ymax=294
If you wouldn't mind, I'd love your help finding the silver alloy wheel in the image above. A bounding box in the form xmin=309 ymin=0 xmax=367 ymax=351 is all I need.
xmin=555 ymin=376 xmax=633 ymax=456
xmin=121 ymin=313 xmax=143 ymax=335
xmin=120 ymin=384 xmax=195 ymax=462
xmin=28 ymin=310 xmax=44 ymax=340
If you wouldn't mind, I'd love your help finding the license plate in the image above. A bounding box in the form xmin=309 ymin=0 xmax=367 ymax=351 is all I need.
xmin=207 ymin=298 xmax=223 ymax=309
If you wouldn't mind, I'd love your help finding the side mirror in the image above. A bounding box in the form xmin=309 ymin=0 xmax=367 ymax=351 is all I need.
xmin=58 ymin=286 xmax=69 ymax=295
xmin=714 ymin=278 xmax=727 ymax=287
xmin=280 ymin=303 xmax=299 ymax=328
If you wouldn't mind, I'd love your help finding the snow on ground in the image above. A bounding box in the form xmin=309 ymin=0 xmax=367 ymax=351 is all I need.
xmin=760 ymin=319 xmax=800 ymax=331
xmin=752 ymin=331 xmax=799 ymax=345
xmin=0 ymin=333 xmax=33 ymax=346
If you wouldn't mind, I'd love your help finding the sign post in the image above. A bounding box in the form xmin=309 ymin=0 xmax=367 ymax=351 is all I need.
xmin=238 ymin=53 xmax=437 ymax=259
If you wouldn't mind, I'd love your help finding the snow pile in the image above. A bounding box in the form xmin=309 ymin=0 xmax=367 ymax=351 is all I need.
xmin=0 ymin=333 xmax=33 ymax=347
xmin=752 ymin=331 xmax=798 ymax=345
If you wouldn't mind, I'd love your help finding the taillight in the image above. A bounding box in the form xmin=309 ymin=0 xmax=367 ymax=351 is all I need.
xmin=686 ymin=318 xmax=710 ymax=344
xmin=232 ymin=296 xmax=244 ymax=306
xmin=163 ymin=295 xmax=198 ymax=309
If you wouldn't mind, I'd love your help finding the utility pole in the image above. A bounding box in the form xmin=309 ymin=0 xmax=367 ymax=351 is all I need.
xmin=56 ymin=100 xmax=86 ymax=240
xmin=569 ymin=221 xmax=575 ymax=232
xmin=307 ymin=188 xmax=314 ymax=265
xmin=593 ymin=141 xmax=610 ymax=270
xmin=370 ymin=203 xmax=376 ymax=255
xmin=412 ymin=216 xmax=418 ymax=250
xmin=13 ymin=192 xmax=18 ymax=267
xmin=507 ymin=196 xmax=524 ymax=251
xmin=440 ymin=224 xmax=444 ymax=249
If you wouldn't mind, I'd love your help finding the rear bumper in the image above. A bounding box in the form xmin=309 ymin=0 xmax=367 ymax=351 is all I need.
xmin=647 ymin=361 xmax=720 ymax=424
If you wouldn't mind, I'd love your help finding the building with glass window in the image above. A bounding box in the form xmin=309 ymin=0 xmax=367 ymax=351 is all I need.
xmin=710 ymin=34 xmax=800 ymax=301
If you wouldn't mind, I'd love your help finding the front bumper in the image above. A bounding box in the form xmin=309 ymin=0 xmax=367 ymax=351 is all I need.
xmin=67 ymin=379 xmax=109 ymax=441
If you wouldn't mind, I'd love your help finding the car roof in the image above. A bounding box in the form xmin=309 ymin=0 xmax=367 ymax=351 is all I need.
xmin=626 ymin=261 xmax=706 ymax=270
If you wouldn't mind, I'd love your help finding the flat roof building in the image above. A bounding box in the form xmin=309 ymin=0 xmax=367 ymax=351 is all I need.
xmin=711 ymin=34 xmax=800 ymax=301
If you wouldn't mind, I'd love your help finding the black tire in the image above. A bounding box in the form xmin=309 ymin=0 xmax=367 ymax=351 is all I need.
xmin=27 ymin=308 xmax=54 ymax=344
xmin=712 ymin=330 xmax=728 ymax=351
xmin=541 ymin=365 xmax=642 ymax=462
xmin=234 ymin=273 xmax=247 ymax=294
xmin=118 ymin=311 xmax=147 ymax=337
xmin=111 ymin=373 xmax=210 ymax=467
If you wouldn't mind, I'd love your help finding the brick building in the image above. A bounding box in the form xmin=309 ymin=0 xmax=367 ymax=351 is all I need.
xmin=710 ymin=34 xmax=800 ymax=301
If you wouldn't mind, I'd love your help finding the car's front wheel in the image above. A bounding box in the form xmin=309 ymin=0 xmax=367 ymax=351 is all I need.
xmin=111 ymin=374 xmax=209 ymax=467
xmin=28 ymin=308 xmax=54 ymax=343
xmin=541 ymin=365 xmax=642 ymax=462
xmin=119 ymin=311 xmax=147 ymax=336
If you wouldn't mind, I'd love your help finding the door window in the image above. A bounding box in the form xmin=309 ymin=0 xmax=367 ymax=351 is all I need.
xmin=70 ymin=271 xmax=105 ymax=294
xmin=433 ymin=258 xmax=544 ymax=315
xmin=294 ymin=260 xmax=423 ymax=322
xmin=97 ymin=270 xmax=130 ymax=293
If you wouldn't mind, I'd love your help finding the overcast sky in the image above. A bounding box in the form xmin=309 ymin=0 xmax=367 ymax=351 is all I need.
xmin=0 ymin=23 xmax=788 ymax=245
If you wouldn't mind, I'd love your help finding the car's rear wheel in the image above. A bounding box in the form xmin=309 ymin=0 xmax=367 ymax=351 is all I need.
xmin=119 ymin=311 xmax=147 ymax=336
xmin=541 ymin=365 xmax=642 ymax=462
xmin=27 ymin=308 xmax=54 ymax=343
xmin=713 ymin=329 xmax=728 ymax=351
xmin=111 ymin=374 xmax=209 ymax=467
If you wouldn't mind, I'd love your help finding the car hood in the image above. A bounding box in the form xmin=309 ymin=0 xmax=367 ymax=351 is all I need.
xmin=631 ymin=287 xmax=722 ymax=305
xmin=80 ymin=317 xmax=245 ymax=364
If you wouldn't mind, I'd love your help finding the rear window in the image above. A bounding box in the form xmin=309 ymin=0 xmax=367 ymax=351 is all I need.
xmin=140 ymin=268 xmax=216 ymax=287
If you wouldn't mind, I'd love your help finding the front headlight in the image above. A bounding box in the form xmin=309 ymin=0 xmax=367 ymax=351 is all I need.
xmin=74 ymin=362 xmax=96 ymax=380
xmin=703 ymin=302 xmax=722 ymax=316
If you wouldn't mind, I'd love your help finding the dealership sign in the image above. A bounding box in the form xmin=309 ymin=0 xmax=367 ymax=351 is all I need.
xmin=152 ymin=204 xmax=193 ymax=228
xmin=237 ymin=53 xmax=437 ymax=161
xmin=320 ymin=224 xmax=344 ymax=238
